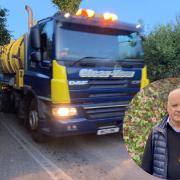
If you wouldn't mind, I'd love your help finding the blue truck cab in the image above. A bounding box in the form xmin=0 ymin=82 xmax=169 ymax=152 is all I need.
xmin=0 ymin=7 xmax=149 ymax=142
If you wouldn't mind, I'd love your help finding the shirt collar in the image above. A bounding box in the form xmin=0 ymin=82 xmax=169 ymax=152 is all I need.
xmin=167 ymin=117 xmax=180 ymax=133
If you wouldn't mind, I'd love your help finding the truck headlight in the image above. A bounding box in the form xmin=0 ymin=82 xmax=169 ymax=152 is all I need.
xmin=52 ymin=107 xmax=77 ymax=117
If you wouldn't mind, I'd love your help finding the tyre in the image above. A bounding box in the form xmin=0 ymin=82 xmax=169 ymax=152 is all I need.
xmin=28 ymin=99 xmax=49 ymax=143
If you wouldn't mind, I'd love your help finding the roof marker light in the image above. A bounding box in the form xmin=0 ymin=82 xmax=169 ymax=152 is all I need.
xmin=103 ymin=13 xmax=118 ymax=21
xmin=111 ymin=14 xmax=118 ymax=21
xmin=76 ymin=9 xmax=95 ymax=18
xmin=136 ymin=24 xmax=141 ymax=29
xmin=64 ymin=13 xmax=71 ymax=18
xmin=103 ymin=13 xmax=112 ymax=20
xmin=86 ymin=9 xmax=95 ymax=18
xmin=76 ymin=9 xmax=83 ymax=16
xmin=75 ymin=9 xmax=118 ymax=21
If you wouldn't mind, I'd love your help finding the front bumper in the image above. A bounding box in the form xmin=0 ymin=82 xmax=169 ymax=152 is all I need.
xmin=39 ymin=116 xmax=123 ymax=137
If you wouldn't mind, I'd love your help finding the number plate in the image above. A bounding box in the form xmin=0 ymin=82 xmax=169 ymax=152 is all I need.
xmin=97 ymin=127 xmax=120 ymax=135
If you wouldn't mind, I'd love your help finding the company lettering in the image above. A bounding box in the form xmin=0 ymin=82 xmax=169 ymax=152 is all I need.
xmin=79 ymin=69 xmax=135 ymax=78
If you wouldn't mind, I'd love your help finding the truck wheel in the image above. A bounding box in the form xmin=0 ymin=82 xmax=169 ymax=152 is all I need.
xmin=28 ymin=99 xmax=49 ymax=143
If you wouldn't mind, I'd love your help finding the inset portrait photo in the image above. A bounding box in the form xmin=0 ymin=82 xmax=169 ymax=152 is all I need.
xmin=123 ymin=78 xmax=180 ymax=179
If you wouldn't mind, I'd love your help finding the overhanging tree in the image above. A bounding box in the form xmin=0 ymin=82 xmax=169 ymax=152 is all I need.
xmin=52 ymin=0 xmax=82 ymax=14
xmin=143 ymin=16 xmax=180 ymax=81
xmin=0 ymin=7 xmax=10 ymax=46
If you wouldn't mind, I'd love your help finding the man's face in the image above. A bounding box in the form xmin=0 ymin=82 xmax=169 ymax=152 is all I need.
xmin=167 ymin=90 xmax=180 ymax=123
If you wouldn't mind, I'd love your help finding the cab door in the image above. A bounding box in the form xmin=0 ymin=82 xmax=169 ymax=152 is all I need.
xmin=25 ymin=20 xmax=55 ymax=99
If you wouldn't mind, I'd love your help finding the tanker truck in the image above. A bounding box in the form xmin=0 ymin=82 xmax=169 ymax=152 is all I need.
xmin=0 ymin=6 xmax=149 ymax=142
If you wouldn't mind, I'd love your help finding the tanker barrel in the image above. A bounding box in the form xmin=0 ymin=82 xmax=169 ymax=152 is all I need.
xmin=0 ymin=37 xmax=24 ymax=74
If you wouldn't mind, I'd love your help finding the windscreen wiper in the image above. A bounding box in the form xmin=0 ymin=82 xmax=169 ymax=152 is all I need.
xmin=70 ymin=57 xmax=98 ymax=67
xmin=70 ymin=57 xmax=119 ymax=67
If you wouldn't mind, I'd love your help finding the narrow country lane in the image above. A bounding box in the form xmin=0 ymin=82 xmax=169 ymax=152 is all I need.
xmin=0 ymin=113 xmax=157 ymax=180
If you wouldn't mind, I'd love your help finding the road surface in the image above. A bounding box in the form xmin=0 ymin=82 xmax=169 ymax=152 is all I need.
xmin=0 ymin=112 xmax=158 ymax=180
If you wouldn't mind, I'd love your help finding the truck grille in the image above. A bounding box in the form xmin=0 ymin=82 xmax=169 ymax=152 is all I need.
xmin=83 ymin=102 xmax=128 ymax=120
xmin=70 ymin=79 xmax=139 ymax=104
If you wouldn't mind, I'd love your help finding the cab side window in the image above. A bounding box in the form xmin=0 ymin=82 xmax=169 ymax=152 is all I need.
xmin=39 ymin=20 xmax=54 ymax=60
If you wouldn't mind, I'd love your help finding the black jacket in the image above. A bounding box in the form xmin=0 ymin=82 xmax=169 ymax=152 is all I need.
xmin=142 ymin=115 xmax=168 ymax=179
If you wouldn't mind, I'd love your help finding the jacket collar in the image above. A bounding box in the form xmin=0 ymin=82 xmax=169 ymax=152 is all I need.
xmin=153 ymin=115 xmax=169 ymax=134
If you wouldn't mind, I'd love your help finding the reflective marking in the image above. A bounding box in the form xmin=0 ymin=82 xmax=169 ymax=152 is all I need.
xmin=0 ymin=115 xmax=73 ymax=180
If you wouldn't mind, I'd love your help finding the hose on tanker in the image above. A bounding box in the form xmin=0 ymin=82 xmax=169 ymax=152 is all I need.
xmin=0 ymin=36 xmax=24 ymax=74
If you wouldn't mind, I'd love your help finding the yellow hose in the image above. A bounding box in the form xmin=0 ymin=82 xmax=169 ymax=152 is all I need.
xmin=0 ymin=36 xmax=24 ymax=73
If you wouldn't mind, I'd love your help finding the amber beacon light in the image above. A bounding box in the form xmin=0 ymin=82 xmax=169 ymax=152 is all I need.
xmin=76 ymin=9 xmax=95 ymax=18
xmin=75 ymin=9 xmax=118 ymax=22
xmin=103 ymin=13 xmax=118 ymax=21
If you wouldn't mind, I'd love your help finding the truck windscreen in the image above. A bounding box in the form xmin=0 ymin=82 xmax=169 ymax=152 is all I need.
xmin=57 ymin=28 xmax=143 ymax=61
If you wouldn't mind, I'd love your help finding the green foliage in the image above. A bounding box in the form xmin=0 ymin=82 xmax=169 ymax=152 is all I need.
xmin=143 ymin=17 xmax=180 ymax=81
xmin=0 ymin=8 xmax=10 ymax=46
xmin=52 ymin=0 xmax=82 ymax=14
xmin=123 ymin=78 xmax=180 ymax=166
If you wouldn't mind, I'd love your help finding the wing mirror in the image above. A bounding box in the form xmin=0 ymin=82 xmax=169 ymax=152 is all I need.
xmin=30 ymin=26 xmax=41 ymax=50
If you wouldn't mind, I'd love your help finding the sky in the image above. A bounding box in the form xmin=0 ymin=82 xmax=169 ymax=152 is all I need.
xmin=0 ymin=0 xmax=180 ymax=39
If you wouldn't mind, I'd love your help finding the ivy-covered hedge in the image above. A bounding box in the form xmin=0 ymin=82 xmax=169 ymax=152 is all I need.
xmin=123 ymin=78 xmax=180 ymax=165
